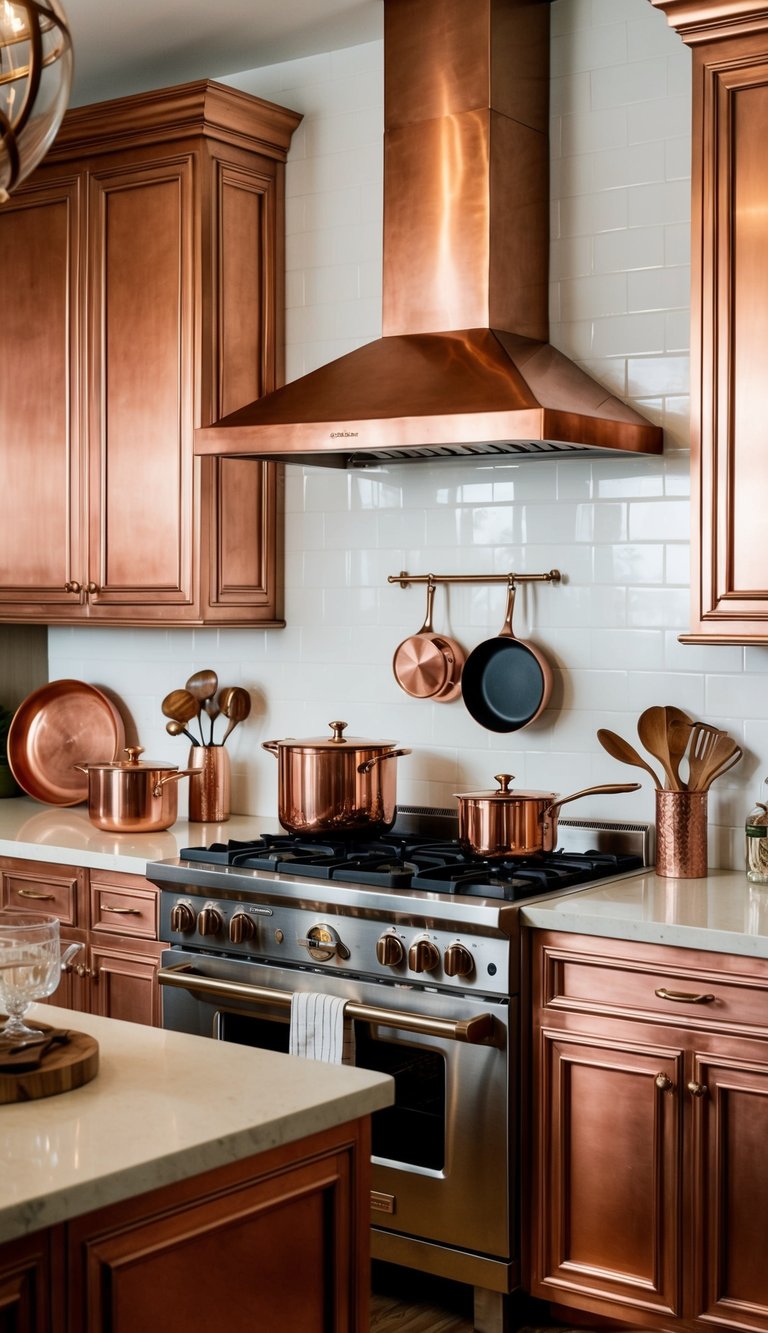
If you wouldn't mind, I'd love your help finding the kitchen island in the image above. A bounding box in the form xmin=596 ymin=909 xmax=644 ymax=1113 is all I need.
xmin=0 ymin=1003 xmax=393 ymax=1332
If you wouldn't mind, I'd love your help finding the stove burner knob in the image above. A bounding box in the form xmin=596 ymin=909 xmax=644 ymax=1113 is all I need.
xmin=408 ymin=937 xmax=440 ymax=974
xmin=229 ymin=912 xmax=256 ymax=945
xmin=170 ymin=902 xmax=196 ymax=934
xmin=376 ymin=933 xmax=405 ymax=968
xmin=444 ymin=943 xmax=474 ymax=978
xmin=197 ymin=906 xmax=224 ymax=937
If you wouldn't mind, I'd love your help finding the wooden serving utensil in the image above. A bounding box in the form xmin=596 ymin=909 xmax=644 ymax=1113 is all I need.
xmin=597 ymin=728 xmax=662 ymax=788
xmin=185 ymin=669 xmax=218 ymax=744
xmin=220 ymin=687 xmax=251 ymax=745
xmin=637 ymin=705 xmax=691 ymax=790
xmin=161 ymin=688 xmax=201 ymax=740
xmin=166 ymin=719 xmax=199 ymax=746
xmin=690 ymin=731 xmax=743 ymax=791
xmin=685 ymin=722 xmax=725 ymax=790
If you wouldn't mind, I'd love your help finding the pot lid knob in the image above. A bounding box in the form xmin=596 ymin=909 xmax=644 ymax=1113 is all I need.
xmin=494 ymin=774 xmax=514 ymax=793
xmin=124 ymin=746 xmax=144 ymax=766
xmin=328 ymin=721 xmax=348 ymax=744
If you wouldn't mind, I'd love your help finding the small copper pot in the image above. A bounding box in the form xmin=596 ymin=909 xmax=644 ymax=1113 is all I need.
xmin=454 ymin=774 xmax=641 ymax=858
xmin=75 ymin=746 xmax=196 ymax=833
xmin=262 ymin=720 xmax=411 ymax=834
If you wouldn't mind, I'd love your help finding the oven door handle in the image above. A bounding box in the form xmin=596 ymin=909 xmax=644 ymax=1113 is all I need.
xmin=158 ymin=962 xmax=501 ymax=1046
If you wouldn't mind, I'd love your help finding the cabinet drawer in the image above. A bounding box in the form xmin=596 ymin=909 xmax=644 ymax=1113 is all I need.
xmin=89 ymin=873 xmax=159 ymax=939
xmin=537 ymin=932 xmax=768 ymax=1037
xmin=0 ymin=861 xmax=82 ymax=926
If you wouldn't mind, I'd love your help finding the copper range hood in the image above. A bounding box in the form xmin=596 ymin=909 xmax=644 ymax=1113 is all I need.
xmin=196 ymin=0 xmax=663 ymax=468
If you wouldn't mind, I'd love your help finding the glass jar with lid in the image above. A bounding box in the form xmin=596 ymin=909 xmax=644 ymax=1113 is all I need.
xmin=746 ymin=785 xmax=768 ymax=883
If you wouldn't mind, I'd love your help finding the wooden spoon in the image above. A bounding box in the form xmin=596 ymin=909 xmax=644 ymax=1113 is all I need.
xmin=597 ymin=728 xmax=662 ymax=788
xmin=220 ymin=687 xmax=251 ymax=745
xmin=161 ymin=688 xmax=200 ymax=738
xmin=166 ymin=719 xmax=199 ymax=746
xmin=186 ymin=669 xmax=219 ymax=745
xmin=637 ymin=705 xmax=690 ymax=790
xmin=689 ymin=730 xmax=742 ymax=790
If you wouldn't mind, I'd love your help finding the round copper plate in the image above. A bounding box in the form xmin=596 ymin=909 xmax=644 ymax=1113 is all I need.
xmin=7 ymin=681 xmax=125 ymax=806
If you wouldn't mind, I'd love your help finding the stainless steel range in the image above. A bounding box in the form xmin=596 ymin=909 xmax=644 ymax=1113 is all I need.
xmin=147 ymin=810 xmax=651 ymax=1333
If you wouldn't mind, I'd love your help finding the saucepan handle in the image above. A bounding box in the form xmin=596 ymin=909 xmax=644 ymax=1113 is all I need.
xmin=542 ymin=781 xmax=641 ymax=821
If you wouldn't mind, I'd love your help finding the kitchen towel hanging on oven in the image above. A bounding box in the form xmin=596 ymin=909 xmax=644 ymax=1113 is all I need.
xmin=289 ymin=992 xmax=356 ymax=1065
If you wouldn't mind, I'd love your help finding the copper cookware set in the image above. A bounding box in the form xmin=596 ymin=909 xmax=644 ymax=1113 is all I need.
xmin=454 ymin=775 xmax=641 ymax=858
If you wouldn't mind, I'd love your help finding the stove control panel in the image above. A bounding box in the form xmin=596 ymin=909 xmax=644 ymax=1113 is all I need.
xmin=161 ymin=896 xmax=510 ymax=993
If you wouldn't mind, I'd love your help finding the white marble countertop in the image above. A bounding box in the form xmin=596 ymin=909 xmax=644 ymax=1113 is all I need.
xmin=0 ymin=1004 xmax=393 ymax=1245
xmin=521 ymin=868 xmax=768 ymax=959
xmin=0 ymin=795 xmax=280 ymax=873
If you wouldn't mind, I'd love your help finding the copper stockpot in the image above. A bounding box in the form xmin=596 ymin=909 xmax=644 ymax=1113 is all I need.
xmin=454 ymin=775 xmax=641 ymax=858
xmin=262 ymin=721 xmax=411 ymax=834
xmin=74 ymin=746 xmax=196 ymax=833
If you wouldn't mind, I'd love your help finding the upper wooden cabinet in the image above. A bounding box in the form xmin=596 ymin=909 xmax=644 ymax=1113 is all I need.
xmin=652 ymin=3 xmax=768 ymax=642
xmin=0 ymin=81 xmax=300 ymax=626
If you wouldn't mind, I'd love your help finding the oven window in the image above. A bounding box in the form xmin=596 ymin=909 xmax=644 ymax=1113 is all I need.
xmin=218 ymin=1009 xmax=289 ymax=1052
xmin=356 ymin=1030 xmax=446 ymax=1171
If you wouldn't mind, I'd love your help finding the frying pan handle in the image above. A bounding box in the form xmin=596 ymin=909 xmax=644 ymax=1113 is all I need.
xmin=542 ymin=781 xmax=641 ymax=821
xmin=497 ymin=580 xmax=518 ymax=640
xmin=418 ymin=577 xmax=437 ymax=634
xmin=357 ymin=748 xmax=412 ymax=774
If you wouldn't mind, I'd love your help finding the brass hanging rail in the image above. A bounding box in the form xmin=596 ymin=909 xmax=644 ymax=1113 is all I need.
xmin=388 ymin=569 xmax=561 ymax=589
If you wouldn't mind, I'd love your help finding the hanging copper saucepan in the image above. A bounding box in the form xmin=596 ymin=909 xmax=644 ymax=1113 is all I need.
xmin=460 ymin=580 xmax=552 ymax=731
xmin=454 ymin=774 xmax=641 ymax=858
xmin=392 ymin=577 xmax=465 ymax=703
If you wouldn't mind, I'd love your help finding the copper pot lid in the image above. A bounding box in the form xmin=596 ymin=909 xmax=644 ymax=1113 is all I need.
xmin=454 ymin=774 xmax=557 ymax=802
xmin=79 ymin=746 xmax=179 ymax=772
xmin=270 ymin=721 xmax=398 ymax=751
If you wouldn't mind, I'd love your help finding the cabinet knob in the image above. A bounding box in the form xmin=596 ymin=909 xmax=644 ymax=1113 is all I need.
xmin=687 ymin=1080 xmax=708 ymax=1098
xmin=75 ymin=963 xmax=97 ymax=979
xmin=655 ymin=1073 xmax=674 ymax=1092
xmin=64 ymin=580 xmax=82 ymax=594
xmin=86 ymin=581 xmax=99 ymax=595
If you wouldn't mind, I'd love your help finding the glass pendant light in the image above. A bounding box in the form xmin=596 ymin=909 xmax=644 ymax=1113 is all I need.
xmin=0 ymin=0 xmax=73 ymax=202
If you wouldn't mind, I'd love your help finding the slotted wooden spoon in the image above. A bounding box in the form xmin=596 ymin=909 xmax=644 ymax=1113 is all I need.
xmin=688 ymin=728 xmax=742 ymax=790
xmin=685 ymin=722 xmax=725 ymax=790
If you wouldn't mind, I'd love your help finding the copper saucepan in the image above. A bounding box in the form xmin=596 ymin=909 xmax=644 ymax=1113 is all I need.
xmin=454 ymin=774 xmax=641 ymax=858
xmin=460 ymin=581 xmax=552 ymax=731
xmin=74 ymin=746 xmax=196 ymax=833
xmin=392 ymin=578 xmax=465 ymax=703
xmin=262 ymin=720 xmax=411 ymax=834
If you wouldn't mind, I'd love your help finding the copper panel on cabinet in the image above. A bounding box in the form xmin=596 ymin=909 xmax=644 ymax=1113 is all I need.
xmin=0 ymin=180 xmax=83 ymax=606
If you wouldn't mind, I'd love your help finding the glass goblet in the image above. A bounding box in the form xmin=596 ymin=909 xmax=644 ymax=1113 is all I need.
xmin=0 ymin=910 xmax=76 ymax=1044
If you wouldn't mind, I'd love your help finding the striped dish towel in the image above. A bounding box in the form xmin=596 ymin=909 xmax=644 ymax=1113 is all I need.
xmin=288 ymin=992 xmax=356 ymax=1065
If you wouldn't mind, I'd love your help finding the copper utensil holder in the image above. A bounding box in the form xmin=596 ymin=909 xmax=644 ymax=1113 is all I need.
xmin=188 ymin=746 xmax=231 ymax=824
xmin=655 ymin=789 xmax=708 ymax=878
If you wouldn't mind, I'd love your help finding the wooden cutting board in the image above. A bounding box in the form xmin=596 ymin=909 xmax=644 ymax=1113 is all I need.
xmin=0 ymin=1027 xmax=99 ymax=1103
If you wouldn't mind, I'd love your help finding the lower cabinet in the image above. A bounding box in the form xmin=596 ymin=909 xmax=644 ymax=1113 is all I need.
xmin=528 ymin=930 xmax=768 ymax=1333
xmin=0 ymin=857 xmax=166 ymax=1027
xmin=0 ymin=1120 xmax=371 ymax=1333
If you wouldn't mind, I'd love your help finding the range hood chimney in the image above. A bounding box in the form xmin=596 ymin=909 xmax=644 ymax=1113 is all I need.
xmin=195 ymin=0 xmax=663 ymax=468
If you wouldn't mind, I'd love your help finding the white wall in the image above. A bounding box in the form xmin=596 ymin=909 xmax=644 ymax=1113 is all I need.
xmin=49 ymin=0 xmax=766 ymax=868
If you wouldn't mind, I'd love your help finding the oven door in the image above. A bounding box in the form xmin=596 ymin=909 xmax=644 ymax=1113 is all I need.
xmin=159 ymin=949 xmax=512 ymax=1259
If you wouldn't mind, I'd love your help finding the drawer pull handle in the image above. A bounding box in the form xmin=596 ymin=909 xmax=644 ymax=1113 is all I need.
xmin=687 ymin=1080 xmax=707 ymax=1098
xmin=102 ymin=905 xmax=142 ymax=915
xmin=655 ymin=1073 xmax=674 ymax=1092
xmin=655 ymin=987 xmax=715 ymax=1004
xmin=17 ymin=889 xmax=56 ymax=901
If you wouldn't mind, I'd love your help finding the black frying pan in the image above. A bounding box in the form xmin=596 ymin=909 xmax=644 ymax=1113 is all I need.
xmin=461 ymin=581 xmax=553 ymax=732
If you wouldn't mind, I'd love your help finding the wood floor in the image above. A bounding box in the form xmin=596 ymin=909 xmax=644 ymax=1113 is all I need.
xmin=370 ymin=1264 xmax=474 ymax=1331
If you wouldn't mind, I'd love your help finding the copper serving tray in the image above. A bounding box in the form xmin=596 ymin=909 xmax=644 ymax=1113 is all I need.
xmin=7 ymin=681 xmax=125 ymax=806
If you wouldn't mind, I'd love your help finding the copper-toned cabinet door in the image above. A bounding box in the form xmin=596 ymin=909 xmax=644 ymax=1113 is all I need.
xmin=0 ymin=82 xmax=300 ymax=627
xmin=0 ymin=175 xmax=84 ymax=618
xmin=653 ymin=8 xmax=768 ymax=642
xmin=531 ymin=1028 xmax=683 ymax=1322
xmin=691 ymin=1046 xmax=768 ymax=1328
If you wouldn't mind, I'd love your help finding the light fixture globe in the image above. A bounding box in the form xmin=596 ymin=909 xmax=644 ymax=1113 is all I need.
xmin=0 ymin=0 xmax=73 ymax=202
